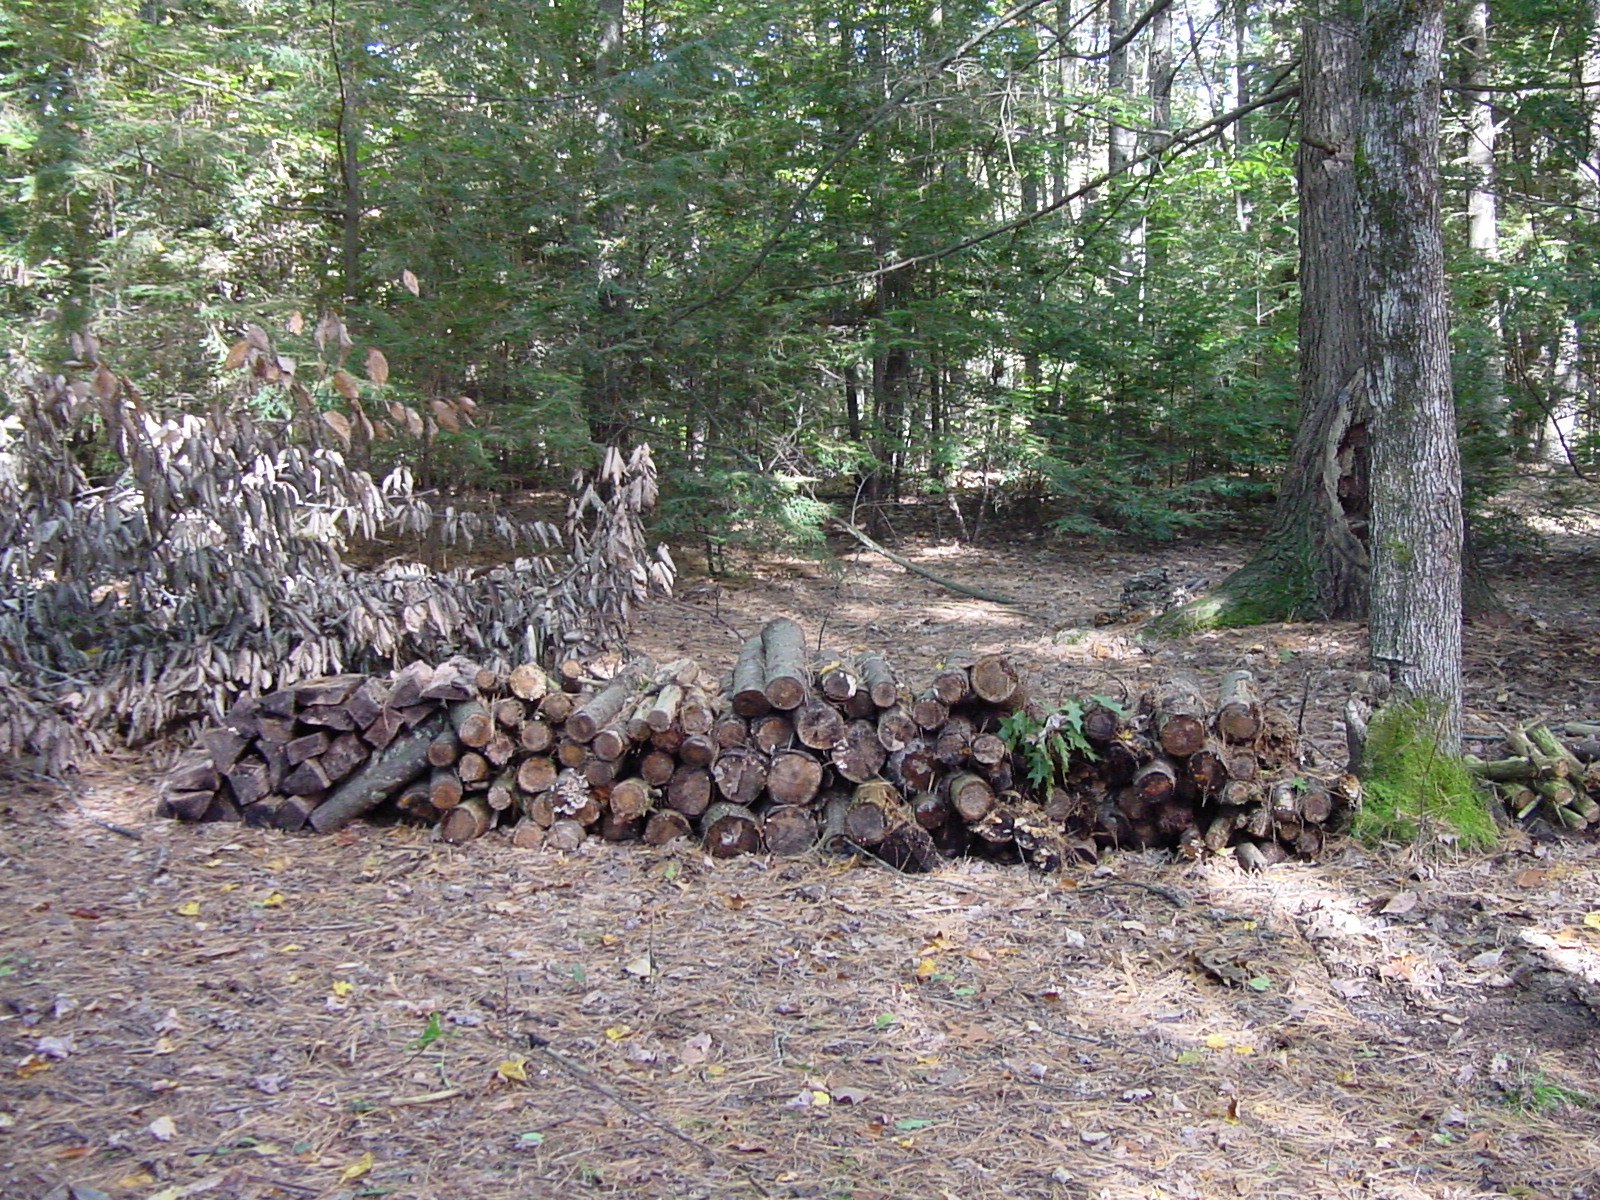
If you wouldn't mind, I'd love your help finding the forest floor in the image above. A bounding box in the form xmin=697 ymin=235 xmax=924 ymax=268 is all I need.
xmin=3 ymin=513 xmax=1599 ymax=1200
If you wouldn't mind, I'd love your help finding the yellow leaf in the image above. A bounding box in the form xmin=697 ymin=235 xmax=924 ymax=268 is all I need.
xmin=260 ymin=891 xmax=285 ymax=908
xmin=153 ymin=1037 xmax=176 ymax=1055
xmin=1204 ymin=1034 xmax=1229 ymax=1049
xmin=338 ymin=1150 xmax=374 ymax=1183
xmin=365 ymin=347 xmax=390 ymax=386
xmin=920 ymin=933 xmax=954 ymax=953
xmin=604 ymin=1025 xmax=633 ymax=1041
xmin=498 ymin=1056 xmax=529 ymax=1083
xmin=1582 ymin=912 xmax=1600 ymax=928
xmin=279 ymin=944 xmax=302 ymax=953
xmin=600 ymin=932 xmax=619 ymax=947
xmin=115 ymin=1172 xmax=156 ymax=1189
xmin=147 ymin=1188 xmax=183 ymax=1200
xmin=223 ymin=338 xmax=251 ymax=370
xmin=705 ymin=1064 xmax=727 ymax=1078
xmin=331 ymin=980 xmax=353 ymax=997
xmin=176 ymin=900 xmax=201 ymax=917
xmin=1233 ymin=1044 xmax=1254 ymax=1055
xmin=914 ymin=957 xmax=937 ymax=980
xmin=810 ymin=1090 xmax=832 ymax=1106
xmin=15 ymin=1054 xmax=50 ymax=1078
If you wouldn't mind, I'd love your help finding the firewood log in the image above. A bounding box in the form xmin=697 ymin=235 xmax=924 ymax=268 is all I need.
xmin=712 ymin=746 xmax=769 ymax=805
xmin=304 ymin=707 xmax=447 ymax=832
xmin=702 ymin=801 xmax=763 ymax=857
xmin=546 ymin=818 xmax=588 ymax=851
xmin=875 ymin=704 xmax=918 ymax=752
xmin=639 ymin=749 xmax=677 ymax=786
xmin=1153 ymin=672 xmax=1208 ymax=757
xmin=510 ymin=821 xmax=546 ymax=849
xmin=843 ymin=779 xmax=911 ymax=846
xmin=817 ymin=656 xmax=860 ymax=704
xmin=609 ymin=777 xmax=653 ymax=822
xmin=931 ymin=650 xmax=974 ymax=705
xmin=427 ymin=733 xmax=460 ymax=768
xmin=507 ymin=662 xmax=554 ymax=703
xmin=767 ymin=748 xmax=825 ymax=806
xmin=731 ymin=635 xmax=771 ymax=717
xmin=947 ymin=771 xmax=995 ymax=823
xmin=667 ymin=764 xmax=713 ymax=817
xmin=795 ymin=698 xmax=846 ymax=750
xmin=429 ymin=767 xmax=464 ymax=810
xmin=643 ymin=808 xmax=693 ymax=845
xmin=1214 ymin=670 xmax=1262 ymax=742
xmin=678 ymin=733 xmax=717 ymax=768
xmin=566 ymin=662 xmax=651 ymax=742
xmin=761 ymin=618 xmax=809 ymax=710
xmin=713 ymin=712 xmax=749 ymax=749
xmin=911 ymin=689 xmax=950 ymax=732
xmin=970 ymin=653 xmax=1021 ymax=707
xmin=679 ymin=687 xmax=716 ymax=735
xmin=751 ymin=712 xmax=795 ymax=753
xmin=439 ymin=794 xmax=495 ymax=844
xmin=516 ymin=755 xmax=557 ymax=794
xmin=934 ymin=716 xmax=975 ymax=766
xmin=762 ymin=804 xmax=820 ymax=856
xmin=856 ymin=652 xmax=898 ymax=708
xmin=831 ymin=720 xmax=888 ymax=783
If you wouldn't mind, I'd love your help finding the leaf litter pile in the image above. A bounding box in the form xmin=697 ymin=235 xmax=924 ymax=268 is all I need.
xmin=4 ymin=531 xmax=1600 ymax=1200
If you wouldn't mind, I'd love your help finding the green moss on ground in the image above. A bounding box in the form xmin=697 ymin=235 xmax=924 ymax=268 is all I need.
xmin=1352 ymin=699 xmax=1497 ymax=849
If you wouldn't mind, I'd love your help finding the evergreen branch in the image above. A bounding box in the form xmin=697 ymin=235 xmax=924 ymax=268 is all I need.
xmin=808 ymin=75 xmax=1302 ymax=288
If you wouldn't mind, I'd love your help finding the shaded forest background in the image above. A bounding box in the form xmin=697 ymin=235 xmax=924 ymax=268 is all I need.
xmin=3 ymin=0 xmax=1597 ymax=567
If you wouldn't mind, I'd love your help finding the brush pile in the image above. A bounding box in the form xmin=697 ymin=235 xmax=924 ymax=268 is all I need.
xmin=161 ymin=618 xmax=1342 ymax=871
xmin=1469 ymin=721 xmax=1600 ymax=831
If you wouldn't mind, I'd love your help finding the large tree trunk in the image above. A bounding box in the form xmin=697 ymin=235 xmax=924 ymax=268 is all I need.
xmin=1156 ymin=5 xmax=1370 ymax=630
xmin=1359 ymin=0 xmax=1464 ymax=746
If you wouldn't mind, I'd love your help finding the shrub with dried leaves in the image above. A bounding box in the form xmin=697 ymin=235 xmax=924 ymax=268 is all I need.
xmin=0 ymin=362 xmax=672 ymax=776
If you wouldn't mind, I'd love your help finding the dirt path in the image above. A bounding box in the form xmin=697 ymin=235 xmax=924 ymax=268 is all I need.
xmin=2 ymin=530 xmax=1598 ymax=1200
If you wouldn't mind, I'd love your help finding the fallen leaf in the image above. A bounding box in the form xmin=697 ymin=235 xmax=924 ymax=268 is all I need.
xmin=680 ymin=1033 xmax=712 ymax=1066
xmin=147 ymin=1115 xmax=177 ymax=1142
xmin=338 ymin=1150 xmax=374 ymax=1183
xmin=1514 ymin=868 xmax=1547 ymax=888
xmin=604 ymin=1025 xmax=633 ymax=1041
xmin=894 ymin=1117 xmax=934 ymax=1131
xmin=497 ymin=1056 xmax=529 ymax=1083
xmin=831 ymin=1086 xmax=869 ymax=1105
xmin=1583 ymin=912 xmax=1600 ymax=929
xmin=176 ymin=900 xmax=201 ymax=917
xmin=1380 ymin=891 xmax=1420 ymax=915
xmin=15 ymin=1054 xmax=50 ymax=1078
xmin=623 ymin=953 xmax=653 ymax=979
xmin=330 ymin=980 xmax=353 ymax=997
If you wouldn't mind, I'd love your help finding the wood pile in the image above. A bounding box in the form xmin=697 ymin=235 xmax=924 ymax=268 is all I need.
xmin=160 ymin=620 xmax=1338 ymax=871
xmin=1470 ymin=721 xmax=1600 ymax=831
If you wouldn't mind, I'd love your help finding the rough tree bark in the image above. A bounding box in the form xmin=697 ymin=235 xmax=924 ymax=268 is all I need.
xmin=1157 ymin=3 xmax=1370 ymax=629
xmin=1359 ymin=0 xmax=1464 ymax=745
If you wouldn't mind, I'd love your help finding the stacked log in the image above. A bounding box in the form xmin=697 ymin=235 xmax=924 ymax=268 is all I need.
xmin=159 ymin=625 xmax=1338 ymax=872
xmin=1470 ymin=720 xmax=1600 ymax=830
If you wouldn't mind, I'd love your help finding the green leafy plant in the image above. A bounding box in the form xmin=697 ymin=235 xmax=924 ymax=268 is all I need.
xmin=1000 ymin=696 xmax=1120 ymax=791
xmin=409 ymin=1011 xmax=445 ymax=1051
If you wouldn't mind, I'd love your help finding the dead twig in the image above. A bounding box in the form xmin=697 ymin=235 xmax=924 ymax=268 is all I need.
xmin=524 ymin=1034 xmax=718 ymax=1166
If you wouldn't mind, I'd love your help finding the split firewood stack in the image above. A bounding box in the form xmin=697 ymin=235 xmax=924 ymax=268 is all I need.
xmin=1468 ymin=720 xmax=1600 ymax=831
xmin=159 ymin=620 xmax=1339 ymax=871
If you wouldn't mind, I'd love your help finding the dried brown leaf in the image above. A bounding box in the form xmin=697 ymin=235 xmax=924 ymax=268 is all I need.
xmin=365 ymin=347 xmax=390 ymax=386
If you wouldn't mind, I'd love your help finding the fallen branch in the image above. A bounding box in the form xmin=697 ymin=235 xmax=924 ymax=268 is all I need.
xmin=830 ymin=519 xmax=1020 ymax=606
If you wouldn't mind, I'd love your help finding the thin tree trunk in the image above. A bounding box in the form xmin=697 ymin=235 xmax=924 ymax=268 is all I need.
xmin=1157 ymin=5 xmax=1370 ymax=628
xmin=1360 ymin=0 xmax=1464 ymax=745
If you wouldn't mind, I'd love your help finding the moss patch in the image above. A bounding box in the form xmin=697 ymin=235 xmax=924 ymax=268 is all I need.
xmin=1147 ymin=553 xmax=1317 ymax=634
xmin=1352 ymin=699 xmax=1497 ymax=849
